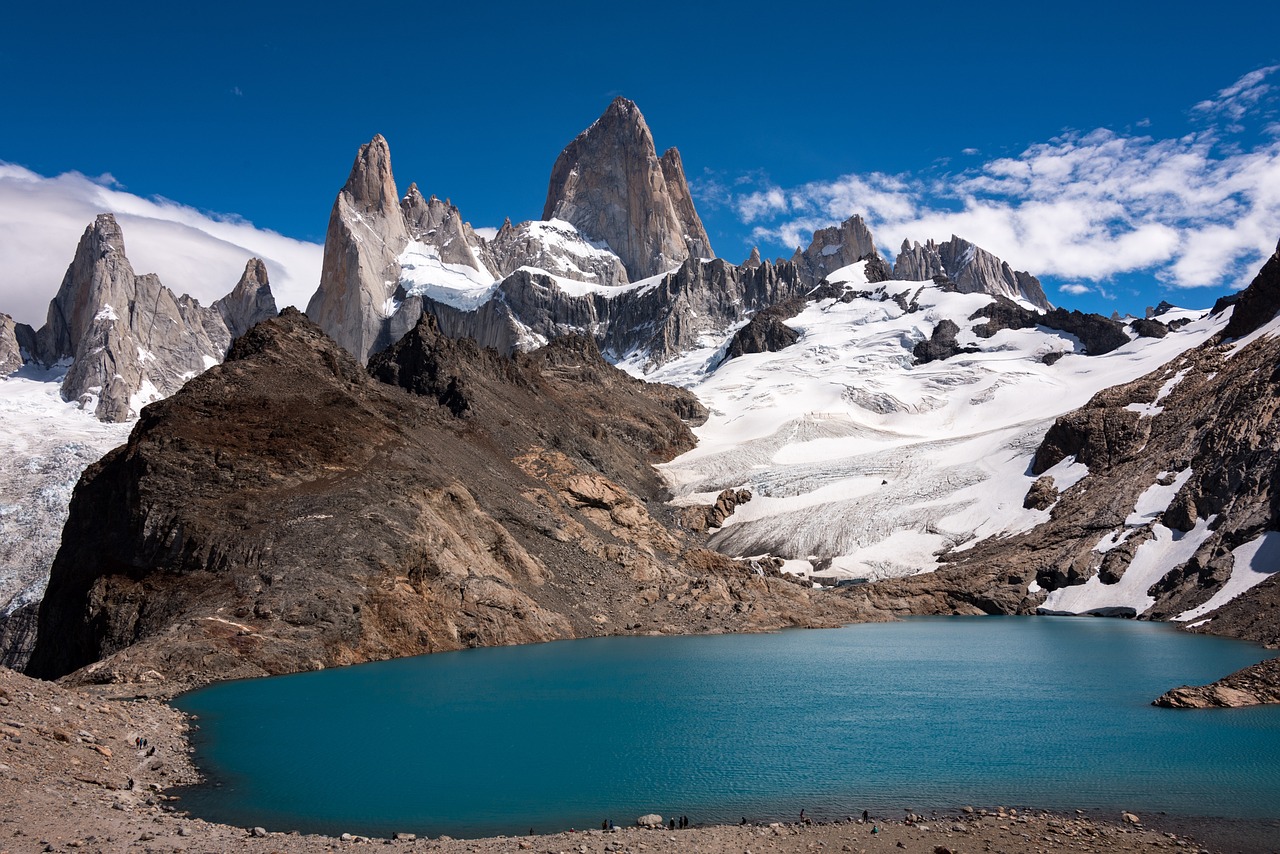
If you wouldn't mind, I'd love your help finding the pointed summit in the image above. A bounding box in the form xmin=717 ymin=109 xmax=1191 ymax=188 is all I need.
xmin=213 ymin=258 xmax=277 ymax=340
xmin=343 ymin=133 xmax=401 ymax=219
xmin=542 ymin=98 xmax=714 ymax=280
xmin=307 ymin=134 xmax=411 ymax=362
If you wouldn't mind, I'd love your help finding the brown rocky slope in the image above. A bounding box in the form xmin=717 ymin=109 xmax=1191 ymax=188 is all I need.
xmin=25 ymin=309 xmax=858 ymax=692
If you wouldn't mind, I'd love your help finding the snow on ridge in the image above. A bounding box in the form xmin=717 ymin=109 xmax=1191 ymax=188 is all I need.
xmin=655 ymin=280 xmax=1226 ymax=581
xmin=396 ymin=241 xmax=497 ymax=311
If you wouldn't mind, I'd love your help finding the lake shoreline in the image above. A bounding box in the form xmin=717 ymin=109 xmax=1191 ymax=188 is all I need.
xmin=4 ymin=663 xmax=1280 ymax=854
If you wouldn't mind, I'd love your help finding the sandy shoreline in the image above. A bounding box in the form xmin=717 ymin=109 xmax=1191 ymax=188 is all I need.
xmin=3 ymin=667 xmax=1278 ymax=854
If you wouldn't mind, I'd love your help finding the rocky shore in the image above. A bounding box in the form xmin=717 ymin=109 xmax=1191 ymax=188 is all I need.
xmin=4 ymin=667 xmax=1278 ymax=854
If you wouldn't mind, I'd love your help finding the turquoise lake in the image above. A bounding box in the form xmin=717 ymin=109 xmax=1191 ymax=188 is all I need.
xmin=172 ymin=617 xmax=1280 ymax=838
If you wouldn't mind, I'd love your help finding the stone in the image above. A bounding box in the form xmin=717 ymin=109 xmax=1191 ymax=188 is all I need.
xmin=636 ymin=814 xmax=663 ymax=828
xmin=250 ymin=826 xmax=269 ymax=837
xmin=542 ymin=97 xmax=713 ymax=281
xmin=392 ymin=832 xmax=416 ymax=841
xmin=306 ymin=134 xmax=411 ymax=363
xmin=1023 ymin=476 xmax=1058 ymax=511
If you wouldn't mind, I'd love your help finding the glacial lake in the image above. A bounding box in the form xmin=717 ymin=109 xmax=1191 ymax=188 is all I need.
xmin=172 ymin=617 xmax=1280 ymax=838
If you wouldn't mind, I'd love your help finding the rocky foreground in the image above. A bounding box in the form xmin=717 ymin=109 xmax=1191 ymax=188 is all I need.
xmin=6 ymin=666 xmax=1277 ymax=854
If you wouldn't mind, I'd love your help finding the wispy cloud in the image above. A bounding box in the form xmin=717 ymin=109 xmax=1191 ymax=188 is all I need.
xmin=1059 ymin=283 xmax=1092 ymax=296
xmin=0 ymin=164 xmax=322 ymax=326
xmin=732 ymin=68 xmax=1280 ymax=293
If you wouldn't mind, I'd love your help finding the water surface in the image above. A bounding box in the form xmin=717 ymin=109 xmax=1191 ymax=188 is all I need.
xmin=174 ymin=617 xmax=1280 ymax=837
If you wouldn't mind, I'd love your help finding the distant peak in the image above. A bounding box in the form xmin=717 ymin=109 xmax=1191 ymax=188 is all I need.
xmin=240 ymin=257 xmax=269 ymax=286
xmin=342 ymin=134 xmax=398 ymax=214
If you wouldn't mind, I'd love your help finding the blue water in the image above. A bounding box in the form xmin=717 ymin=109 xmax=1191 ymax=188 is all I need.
xmin=173 ymin=617 xmax=1280 ymax=838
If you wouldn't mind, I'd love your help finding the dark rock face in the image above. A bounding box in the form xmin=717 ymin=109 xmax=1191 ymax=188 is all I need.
xmin=722 ymin=298 xmax=804 ymax=362
xmin=1130 ymin=318 xmax=1168 ymax=339
xmin=542 ymin=97 xmax=713 ymax=280
xmin=26 ymin=309 xmax=855 ymax=687
xmin=912 ymin=318 xmax=980 ymax=364
xmin=0 ymin=602 xmax=39 ymax=670
xmin=970 ymin=298 xmax=1130 ymax=355
xmin=25 ymin=215 xmax=274 ymax=421
xmin=1221 ymin=239 xmax=1280 ymax=339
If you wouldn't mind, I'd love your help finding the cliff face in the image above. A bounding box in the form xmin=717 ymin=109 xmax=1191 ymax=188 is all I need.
xmin=25 ymin=215 xmax=276 ymax=421
xmin=26 ymin=310 xmax=857 ymax=688
xmin=542 ymin=97 xmax=713 ymax=280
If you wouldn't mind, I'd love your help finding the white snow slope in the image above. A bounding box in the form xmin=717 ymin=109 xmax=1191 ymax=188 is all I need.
xmin=649 ymin=262 xmax=1225 ymax=583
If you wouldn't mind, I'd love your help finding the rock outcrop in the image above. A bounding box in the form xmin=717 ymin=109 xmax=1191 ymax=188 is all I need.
xmin=1221 ymin=238 xmax=1280 ymax=339
xmin=212 ymin=258 xmax=278 ymax=340
xmin=26 ymin=310 xmax=858 ymax=687
xmin=970 ymin=298 xmax=1130 ymax=355
xmin=893 ymin=236 xmax=1051 ymax=310
xmin=791 ymin=215 xmax=883 ymax=286
xmin=24 ymin=215 xmax=275 ymax=421
xmin=542 ymin=97 xmax=713 ymax=280
xmin=1154 ymin=656 xmax=1280 ymax=708
xmin=0 ymin=313 xmax=25 ymax=376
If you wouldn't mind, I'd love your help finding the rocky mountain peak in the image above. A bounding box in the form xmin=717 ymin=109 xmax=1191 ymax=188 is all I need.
xmin=212 ymin=257 xmax=277 ymax=340
xmin=791 ymin=215 xmax=886 ymax=285
xmin=541 ymin=98 xmax=714 ymax=280
xmin=892 ymin=234 xmax=1051 ymax=310
xmin=35 ymin=214 xmax=134 ymax=365
xmin=342 ymin=133 xmax=400 ymax=219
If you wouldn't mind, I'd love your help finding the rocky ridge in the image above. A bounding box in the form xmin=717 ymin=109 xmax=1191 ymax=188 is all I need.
xmin=25 ymin=309 xmax=859 ymax=688
xmin=893 ymin=236 xmax=1051 ymax=310
xmin=17 ymin=215 xmax=277 ymax=421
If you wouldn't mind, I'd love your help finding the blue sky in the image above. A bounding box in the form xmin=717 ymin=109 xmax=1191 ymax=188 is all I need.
xmin=3 ymin=0 xmax=1280 ymax=320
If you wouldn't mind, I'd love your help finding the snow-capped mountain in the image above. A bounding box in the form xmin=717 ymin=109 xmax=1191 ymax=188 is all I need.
xmin=3 ymin=96 xmax=1276 ymax=692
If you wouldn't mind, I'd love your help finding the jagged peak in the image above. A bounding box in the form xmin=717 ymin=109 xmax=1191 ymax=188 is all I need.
xmin=238 ymin=257 xmax=269 ymax=288
xmin=342 ymin=134 xmax=399 ymax=215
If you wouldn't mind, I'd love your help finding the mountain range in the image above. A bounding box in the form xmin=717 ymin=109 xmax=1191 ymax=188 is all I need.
xmin=0 ymin=98 xmax=1275 ymax=705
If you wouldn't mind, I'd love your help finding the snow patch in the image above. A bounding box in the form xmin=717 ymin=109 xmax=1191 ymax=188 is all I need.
xmin=1040 ymin=518 xmax=1216 ymax=615
xmin=1175 ymin=531 xmax=1280 ymax=621
xmin=93 ymin=304 xmax=118 ymax=322
xmin=1126 ymin=468 xmax=1194 ymax=527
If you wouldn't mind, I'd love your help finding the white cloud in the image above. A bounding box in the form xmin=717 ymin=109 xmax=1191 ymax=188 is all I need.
xmin=0 ymin=164 xmax=323 ymax=327
xmin=734 ymin=68 xmax=1280 ymax=293
xmin=1059 ymin=283 xmax=1092 ymax=295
